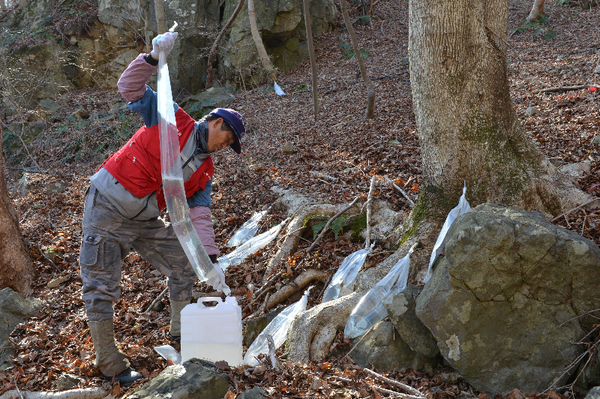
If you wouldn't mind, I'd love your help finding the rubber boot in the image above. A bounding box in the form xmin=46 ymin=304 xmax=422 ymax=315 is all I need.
xmin=169 ymin=299 xmax=190 ymax=344
xmin=89 ymin=320 xmax=142 ymax=385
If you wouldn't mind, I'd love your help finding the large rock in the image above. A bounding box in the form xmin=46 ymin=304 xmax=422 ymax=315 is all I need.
xmin=0 ymin=288 xmax=43 ymax=370
xmin=349 ymin=320 xmax=441 ymax=372
xmin=219 ymin=0 xmax=336 ymax=87
xmin=383 ymin=284 xmax=439 ymax=358
xmin=416 ymin=204 xmax=600 ymax=395
xmin=130 ymin=359 xmax=229 ymax=399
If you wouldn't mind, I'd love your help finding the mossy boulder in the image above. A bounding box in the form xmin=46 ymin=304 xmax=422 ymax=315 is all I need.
xmin=416 ymin=204 xmax=600 ymax=395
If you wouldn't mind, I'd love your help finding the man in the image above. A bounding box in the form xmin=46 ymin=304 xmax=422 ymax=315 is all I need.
xmin=79 ymin=31 xmax=245 ymax=385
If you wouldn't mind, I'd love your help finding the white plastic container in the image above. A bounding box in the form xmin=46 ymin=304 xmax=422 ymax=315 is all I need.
xmin=180 ymin=297 xmax=243 ymax=366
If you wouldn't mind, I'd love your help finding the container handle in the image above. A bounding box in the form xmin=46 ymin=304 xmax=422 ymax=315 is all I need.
xmin=198 ymin=297 xmax=223 ymax=307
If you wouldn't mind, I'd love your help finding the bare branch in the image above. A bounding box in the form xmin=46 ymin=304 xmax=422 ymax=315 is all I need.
xmin=306 ymin=196 xmax=360 ymax=253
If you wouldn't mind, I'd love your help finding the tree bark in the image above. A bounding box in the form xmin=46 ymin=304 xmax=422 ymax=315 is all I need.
xmin=526 ymin=0 xmax=546 ymax=23
xmin=340 ymin=0 xmax=375 ymax=119
xmin=205 ymin=0 xmax=246 ymax=88
xmin=0 ymin=125 xmax=35 ymax=296
xmin=408 ymin=0 xmax=586 ymax=219
xmin=154 ymin=0 xmax=166 ymax=33
xmin=303 ymin=0 xmax=319 ymax=115
xmin=247 ymin=0 xmax=277 ymax=83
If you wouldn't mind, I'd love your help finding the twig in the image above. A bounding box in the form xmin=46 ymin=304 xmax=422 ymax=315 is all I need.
xmin=365 ymin=176 xmax=376 ymax=249
xmin=371 ymin=385 xmax=424 ymax=399
xmin=345 ymin=324 xmax=376 ymax=357
xmin=543 ymin=338 xmax=600 ymax=394
xmin=145 ymin=286 xmax=168 ymax=313
xmin=259 ymin=292 xmax=270 ymax=315
xmin=245 ymin=292 xmax=271 ymax=320
xmin=551 ymin=198 xmax=600 ymax=222
xmin=384 ymin=176 xmax=415 ymax=207
xmin=363 ymin=368 xmax=426 ymax=398
xmin=403 ymin=177 xmax=415 ymax=188
xmin=265 ymin=334 xmax=281 ymax=371
xmin=37 ymin=242 xmax=61 ymax=273
xmin=5 ymin=167 xmax=48 ymax=174
xmin=306 ymin=196 xmax=360 ymax=253
xmin=309 ymin=171 xmax=338 ymax=181
xmin=205 ymin=0 xmax=245 ymax=87
xmin=316 ymin=273 xmax=334 ymax=302
xmin=543 ymin=316 xmax=600 ymax=394
xmin=13 ymin=376 xmax=24 ymax=399
xmin=536 ymin=84 xmax=591 ymax=94
xmin=243 ymin=272 xmax=281 ymax=312
xmin=291 ymin=234 xmax=312 ymax=244
xmin=581 ymin=213 xmax=588 ymax=236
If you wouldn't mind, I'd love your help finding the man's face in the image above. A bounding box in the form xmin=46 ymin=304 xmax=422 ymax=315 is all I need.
xmin=207 ymin=118 xmax=236 ymax=152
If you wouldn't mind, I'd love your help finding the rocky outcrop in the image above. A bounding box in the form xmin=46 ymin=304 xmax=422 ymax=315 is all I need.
xmin=416 ymin=204 xmax=600 ymax=395
xmin=0 ymin=0 xmax=336 ymax=115
xmin=218 ymin=0 xmax=336 ymax=87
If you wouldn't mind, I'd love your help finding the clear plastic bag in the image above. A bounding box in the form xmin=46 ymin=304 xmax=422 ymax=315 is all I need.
xmin=218 ymin=220 xmax=286 ymax=269
xmin=227 ymin=209 xmax=268 ymax=248
xmin=321 ymin=243 xmax=375 ymax=303
xmin=243 ymin=287 xmax=312 ymax=366
xmin=344 ymin=244 xmax=416 ymax=339
xmin=157 ymin=40 xmax=229 ymax=294
xmin=154 ymin=344 xmax=182 ymax=365
xmin=422 ymin=183 xmax=470 ymax=283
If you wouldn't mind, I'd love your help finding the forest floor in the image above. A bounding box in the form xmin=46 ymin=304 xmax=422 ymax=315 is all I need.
xmin=1 ymin=0 xmax=599 ymax=397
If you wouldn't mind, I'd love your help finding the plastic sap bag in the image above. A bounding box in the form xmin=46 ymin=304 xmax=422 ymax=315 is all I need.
xmin=344 ymin=244 xmax=416 ymax=339
xmin=156 ymin=24 xmax=229 ymax=294
xmin=154 ymin=344 xmax=182 ymax=365
xmin=422 ymin=183 xmax=470 ymax=284
xmin=274 ymin=82 xmax=286 ymax=96
xmin=227 ymin=210 xmax=268 ymax=248
xmin=321 ymin=243 xmax=375 ymax=303
xmin=243 ymin=287 xmax=312 ymax=366
xmin=218 ymin=220 xmax=286 ymax=269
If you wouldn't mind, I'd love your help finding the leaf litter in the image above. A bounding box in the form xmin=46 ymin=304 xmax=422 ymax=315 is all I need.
xmin=1 ymin=0 xmax=599 ymax=397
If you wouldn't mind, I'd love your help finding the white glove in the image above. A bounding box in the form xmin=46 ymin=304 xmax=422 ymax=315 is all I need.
xmin=206 ymin=263 xmax=228 ymax=292
xmin=150 ymin=31 xmax=178 ymax=59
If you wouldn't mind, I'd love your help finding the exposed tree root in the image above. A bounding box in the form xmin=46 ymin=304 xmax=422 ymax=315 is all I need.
xmin=263 ymin=203 xmax=361 ymax=280
xmin=288 ymin=292 xmax=361 ymax=363
xmin=266 ymin=269 xmax=328 ymax=310
xmin=287 ymin=234 xmax=425 ymax=362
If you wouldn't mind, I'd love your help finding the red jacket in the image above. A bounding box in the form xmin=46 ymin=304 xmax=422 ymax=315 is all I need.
xmin=102 ymin=107 xmax=214 ymax=210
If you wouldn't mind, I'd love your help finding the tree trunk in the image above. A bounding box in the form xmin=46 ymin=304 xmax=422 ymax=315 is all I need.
xmin=0 ymin=125 xmax=35 ymax=296
xmin=247 ymin=0 xmax=277 ymax=83
xmin=408 ymin=0 xmax=586 ymax=219
xmin=154 ymin=0 xmax=166 ymax=33
xmin=303 ymin=0 xmax=319 ymax=115
xmin=526 ymin=0 xmax=546 ymax=23
xmin=340 ymin=0 xmax=375 ymax=119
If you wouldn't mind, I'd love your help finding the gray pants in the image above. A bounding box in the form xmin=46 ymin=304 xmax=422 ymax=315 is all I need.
xmin=80 ymin=184 xmax=196 ymax=322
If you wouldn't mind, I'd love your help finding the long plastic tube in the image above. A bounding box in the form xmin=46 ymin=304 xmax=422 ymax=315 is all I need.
xmin=157 ymin=33 xmax=230 ymax=295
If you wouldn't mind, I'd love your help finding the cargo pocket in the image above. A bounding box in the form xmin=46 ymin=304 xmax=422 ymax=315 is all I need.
xmin=79 ymin=234 xmax=103 ymax=267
